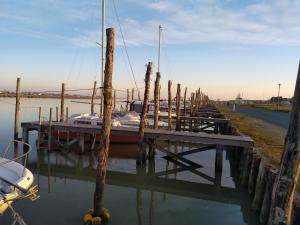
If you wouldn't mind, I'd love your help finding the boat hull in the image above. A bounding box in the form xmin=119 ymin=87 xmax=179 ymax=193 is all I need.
xmin=51 ymin=129 xmax=138 ymax=144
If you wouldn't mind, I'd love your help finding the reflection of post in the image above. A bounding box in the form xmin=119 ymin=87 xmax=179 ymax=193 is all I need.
xmin=47 ymin=153 xmax=51 ymax=193
xmin=136 ymin=189 xmax=144 ymax=225
xmin=215 ymin=145 xmax=223 ymax=186
xmin=37 ymin=107 xmax=42 ymax=149
xmin=149 ymin=191 xmax=155 ymax=225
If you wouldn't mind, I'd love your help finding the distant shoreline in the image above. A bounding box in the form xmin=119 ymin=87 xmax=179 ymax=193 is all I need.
xmin=0 ymin=94 xmax=96 ymax=100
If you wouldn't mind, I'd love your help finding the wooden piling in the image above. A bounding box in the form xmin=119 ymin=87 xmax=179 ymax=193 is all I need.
xmin=131 ymin=88 xmax=134 ymax=101
xmin=183 ymin=87 xmax=187 ymax=129
xmin=91 ymin=81 xmax=97 ymax=114
xmin=66 ymin=107 xmax=69 ymax=122
xmin=175 ymin=84 xmax=181 ymax=131
xmin=252 ymin=163 xmax=270 ymax=212
xmin=168 ymin=80 xmax=172 ymax=130
xmin=268 ymin=61 xmax=300 ymax=225
xmin=154 ymin=72 xmax=161 ymax=129
xmin=114 ymin=89 xmax=116 ymax=109
xmin=14 ymin=77 xmax=20 ymax=140
xmin=248 ymin=151 xmax=262 ymax=195
xmin=60 ymin=83 xmax=65 ymax=122
xmin=56 ymin=106 xmax=59 ymax=122
xmin=48 ymin=108 xmax=53 ymax=151
xmin=126 ymin=88 xmax=129 ymax=112
xmin=137 ymin=62 xmax=152 ymax=164
xmin=93 ymin=27 xmax=115 ymax=217
xmin=260 ymin=168 xmax=277 ymax=225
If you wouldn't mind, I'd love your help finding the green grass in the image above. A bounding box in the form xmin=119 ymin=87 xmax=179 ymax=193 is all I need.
xmin=220 ymin=107 xmax=283 ymax=165
xmin=243 ymin=104 xmax=291 ymax=112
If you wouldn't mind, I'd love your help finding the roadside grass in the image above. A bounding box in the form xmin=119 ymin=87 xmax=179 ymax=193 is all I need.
xmin=220 ymin=107 xmax=284 ymax=165
xmin=243 ymin=104 xmax=291 ymax=113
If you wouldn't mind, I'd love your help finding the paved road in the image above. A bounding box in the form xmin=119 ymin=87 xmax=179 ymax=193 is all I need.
xmin=235 ymin=105 xmax=290 ymax=129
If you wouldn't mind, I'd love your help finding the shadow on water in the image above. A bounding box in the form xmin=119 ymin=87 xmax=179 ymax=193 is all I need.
xmin=1 ymin=141 xmax=259 ymax=225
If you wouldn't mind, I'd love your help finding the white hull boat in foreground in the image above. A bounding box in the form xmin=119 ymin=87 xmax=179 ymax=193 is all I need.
xmin=0 ymin=140 xmax=39 ymax=225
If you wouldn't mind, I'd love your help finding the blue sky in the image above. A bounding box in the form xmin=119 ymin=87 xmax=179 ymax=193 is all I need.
xmin=0 ymin=0 xmax=299 ymax=100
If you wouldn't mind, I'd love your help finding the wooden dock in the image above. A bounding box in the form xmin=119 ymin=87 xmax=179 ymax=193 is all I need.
xmin=21 ymin=121 xmax=253 ymax=147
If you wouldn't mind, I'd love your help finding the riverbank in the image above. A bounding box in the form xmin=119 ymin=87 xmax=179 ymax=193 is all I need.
xmin=220 ymin=107 xmax=285 ymax=165
xmin=243 ymin=104 xmax=291 ymax=112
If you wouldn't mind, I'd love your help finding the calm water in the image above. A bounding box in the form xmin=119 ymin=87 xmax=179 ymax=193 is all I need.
xmin=0 ymin=98 xmax=259 ymax=225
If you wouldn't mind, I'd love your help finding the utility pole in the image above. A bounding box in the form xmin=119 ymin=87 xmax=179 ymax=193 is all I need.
xmin=277 ymin=83 xmax=281 ymax=111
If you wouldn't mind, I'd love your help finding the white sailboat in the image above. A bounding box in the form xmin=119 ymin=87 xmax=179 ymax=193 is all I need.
xmin=0 ymin=140 xmax=39 ymax=225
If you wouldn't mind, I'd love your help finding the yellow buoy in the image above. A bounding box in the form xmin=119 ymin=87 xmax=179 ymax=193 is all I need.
xmin=101 ymin=210 xmax=110 ymax=221
xmin=83 ymin=214 xmax=93 ymax=224
xmin=88 ymin=208 xmax=94 ymax=215
xmin=92 ymin=217 xmax=102 ymax=225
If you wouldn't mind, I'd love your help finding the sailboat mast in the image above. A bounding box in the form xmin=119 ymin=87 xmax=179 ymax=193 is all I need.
xmin=158 ymin=25 xmax=162 ymax=73
xmin=100 ymin=0 xmax=105 ymax=117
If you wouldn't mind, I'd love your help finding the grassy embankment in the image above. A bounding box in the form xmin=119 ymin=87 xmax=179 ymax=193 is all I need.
xmin=220 ymin=107 xmax=284 ymax=165
xmin=243 ymin=104 xmax=291 ymax=112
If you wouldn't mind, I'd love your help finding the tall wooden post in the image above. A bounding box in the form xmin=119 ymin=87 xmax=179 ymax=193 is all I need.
xmin=14 ymin=77 xmax=20 ymax=140
xmin=48 ymin=108 xmax=53 ymax=151
xmin=137 ymin=62 xmax=152 ymax=164
xmin=183 ymin=87 xmax=187 ymax=129
xmin=131 ymin=88 xmax=134 ymax=101
xmin=91 ymin=81 xmax=97 ymax=114
xmin=60 ymin=83 xmax=65 ymax=122
xmin=56 ymin=106 xmax=59 ymax=122
xmin=66 ymin=107 xmax=69 ymax=122
xmin=168 ymin=80 xmax=172 ymax=130
xmin=126 ymin=88 xmax=129 ymax=112
xmin=176 ymin=84 xmax=181 ymax=131
xmin=268 ymin=62 xmax=300 ymax=225
xmin=114 ymin=89 xmax=116 ymax=109
xmin=93 ymin=27 xmax=115 ymax=217
xmin=191 ymin=92 xmax=194 ymax=114
xmin=154 ymin=72 xmax=161 ymax=129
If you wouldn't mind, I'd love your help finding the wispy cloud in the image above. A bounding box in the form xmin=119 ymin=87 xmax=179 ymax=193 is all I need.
xmin=3 ymin=0 xmax=300 ymax=48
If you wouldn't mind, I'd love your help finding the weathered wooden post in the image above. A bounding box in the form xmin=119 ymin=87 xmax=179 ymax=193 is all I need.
xmin=66 ymin=107 xmax=69 ymax=122
xmin=168 ymin=80 xmax=172 ymax=130
xmin=137 ymin=62 xmax=152 ymax=164
xmin=175 ymin=84 xmax=181 ymax=131
xmin=48 ymin=108 xmax=53 ymax=151
xmin=126 ymin=88 xmax=129 ymax=112
xmin=14 ymin=77 xmax=20 ymax=140
xmin=183 ymin=87 xmax=187 ymax=130
xmin=114 ymin=89 xmax=116 ymax=109
xmin=60 ymin=83 xmax=65 ymax=122
xmin=91 ymin=81 xmax=97 ymax=114
xmin=268 ymin=61 xmax=300 ymax=225
xmin=56 ymin=106 xmax=59 ymax=122
xmin=132 ymin=88 xmax=134 ymax=101
xmin=93 ymin=28 xmax=115 ymax=218
xmin=154 ymin=72 xmax=161 ymax=129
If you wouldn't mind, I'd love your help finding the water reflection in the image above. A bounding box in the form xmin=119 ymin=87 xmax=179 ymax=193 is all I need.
xmin=11 ymin=143 xmax=256 ymax=225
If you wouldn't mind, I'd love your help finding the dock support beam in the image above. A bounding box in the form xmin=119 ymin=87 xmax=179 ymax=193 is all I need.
xmin=168 ymin=80 xmax=172 ymax=130
xmin=176 ymin=84 xmax=181 ymax=131
xmin=60 ymin=83 xmax=65 ymax=122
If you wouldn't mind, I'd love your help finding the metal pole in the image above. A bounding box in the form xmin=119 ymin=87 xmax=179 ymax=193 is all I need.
xmin=277 ymin=83 xmax=281 ymax=111
xmin=100 ymin=0 xmax=106 ymax=118
xmin=158 ymin=25 xmax=162 ymax=73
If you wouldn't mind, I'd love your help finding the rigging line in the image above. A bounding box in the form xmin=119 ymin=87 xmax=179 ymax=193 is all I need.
xmin=112 ymin=0 xmax=141 ymax=100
